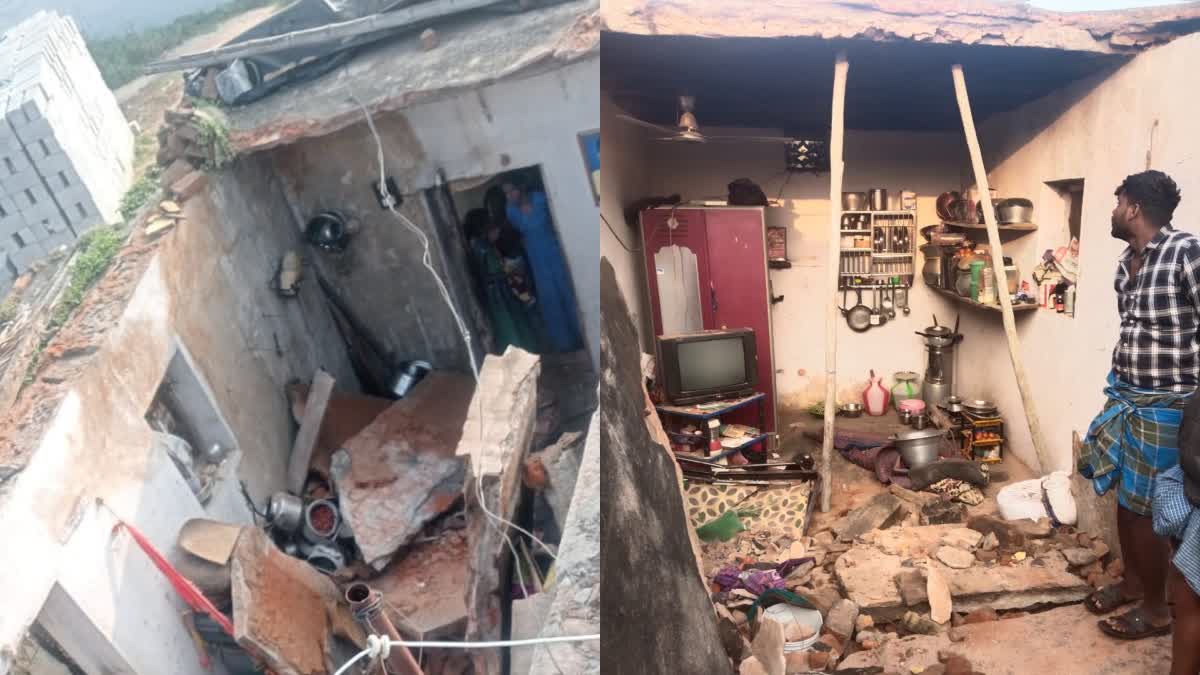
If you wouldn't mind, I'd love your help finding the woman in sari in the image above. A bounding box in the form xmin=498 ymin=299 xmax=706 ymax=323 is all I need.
xmin=464 ymin=209 xmax=537 ymax=353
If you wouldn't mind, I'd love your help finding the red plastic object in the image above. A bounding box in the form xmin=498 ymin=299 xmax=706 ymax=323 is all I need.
xmin=112 ymin=519 xmax=235 ymax=637
xmin=862 ymin=370 xmax=891 ymax=416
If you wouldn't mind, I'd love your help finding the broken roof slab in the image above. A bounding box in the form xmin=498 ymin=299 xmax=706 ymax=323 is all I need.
xmin=601 ymin=0 xmax=1200 ymax=54
xmin=225 ymin=0 xmax=599 ymax=154
xmin=601 ymin=0 xmax=1200 ymax=132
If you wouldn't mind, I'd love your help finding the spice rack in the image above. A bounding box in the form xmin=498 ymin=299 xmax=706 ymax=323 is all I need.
xmin=839 ymin=211 xmax=916 ymax=287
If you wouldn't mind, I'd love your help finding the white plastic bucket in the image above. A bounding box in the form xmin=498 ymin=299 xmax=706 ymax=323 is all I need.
xmin=763 ymin=604 xmax=823 ymax=652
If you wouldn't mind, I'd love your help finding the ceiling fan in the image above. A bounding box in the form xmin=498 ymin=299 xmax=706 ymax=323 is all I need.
xmin=616 ymin=95 xmax=794 ymax=144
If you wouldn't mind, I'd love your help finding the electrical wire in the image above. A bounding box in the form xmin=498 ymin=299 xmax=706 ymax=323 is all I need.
xmin=602 ymin=212 xmax=639 ymax=252
xmin=349 ymin=95 xmax=543 ymax=601
xmin=332 ymin=635 xmax=601 ymax=675
xmin=348 ymin=100 xmax=581 ymax=668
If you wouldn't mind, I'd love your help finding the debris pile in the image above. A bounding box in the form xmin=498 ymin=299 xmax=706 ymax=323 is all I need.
xmin=705 ymin=469 xmax=1125 ymax=673
xmin=156 ymin=102 xmax=224 ymax=196
xmin=159 ymin=348 xmax=592 ymax=674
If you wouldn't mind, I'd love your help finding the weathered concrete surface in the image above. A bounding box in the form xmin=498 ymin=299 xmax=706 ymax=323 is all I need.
xmin=510 ymin=593 xmax=554 ymax=675
xmin=529 ymin=409 xmax=599 ymax=675
xmin=0 ymin=152 xmax=357 ymax=673
xmin=231 ymin=528 xmax=360 ymax=675
xmin=227 ymin=0 xmax=598 ymax=152
xmin=836 ymin=526 xmax=1089 ymax=619
xmin=375 ymin=529 xmax=469 ymax=639
xmin=536 ymin=430 xmax=585 ymax=530
xmin=837 ymin=603 xmax=1169 ymax=674
xmin=833 ymin=492 xmax=904 ymax=542
xmin=457 ymin=347 xmax=540 ymax=675
xmin=286 ymin=383 xmax=392 ymax=481
xmin=598 ymin=259 xmax=732 ymax=675
xmin=332 ymin=372 xmax=475 ymax=569
xmin=602 ymin=0 xmax=1200 ymax=54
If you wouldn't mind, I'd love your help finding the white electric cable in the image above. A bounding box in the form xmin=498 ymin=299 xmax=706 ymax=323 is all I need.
xmin=333 ymin=635 xmax=601 ymax=675
xmin=344 ymin=101 xmax=598 ymax=675
xmin=350 ymin=96 xmax=560 ymax=566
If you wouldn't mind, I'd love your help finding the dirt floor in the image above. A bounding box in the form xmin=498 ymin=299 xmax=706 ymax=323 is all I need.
xmin=116 ymin=4 xmax=281 ymax=173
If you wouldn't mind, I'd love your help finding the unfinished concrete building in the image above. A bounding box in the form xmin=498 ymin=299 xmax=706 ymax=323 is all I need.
xmin=0 ymin=1 xmax=598 ymax=674
xmin=0 ymin=11 xmax=133 ymax=280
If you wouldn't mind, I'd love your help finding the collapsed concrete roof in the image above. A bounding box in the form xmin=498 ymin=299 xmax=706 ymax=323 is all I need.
xmin=601 ymin=0 xmax=1200 ymax=54
xmin=225 ymin=0 xmax=599 ymax=154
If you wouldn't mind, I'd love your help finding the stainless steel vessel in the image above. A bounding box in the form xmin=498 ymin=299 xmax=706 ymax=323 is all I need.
xmin=916 ymin=317 xmax=962 ymax=409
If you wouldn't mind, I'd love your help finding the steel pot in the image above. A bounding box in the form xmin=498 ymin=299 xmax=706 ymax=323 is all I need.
xmin=997 ymin=198 xmax=1034 ymax=224
xmin=868 ymin=188 xmax=888 ymax=211
xmin=842 ymin=192 xmax=868 ymax=211
xmin=267 ymin=493 xmax=304 ymax=533
xmin=894 ymin=428 xmax=944 ymax=468
xmin=841 ymin=289 xmax=872 ymax=332
xmin=840 ymin=403 xmax=864 ymax=418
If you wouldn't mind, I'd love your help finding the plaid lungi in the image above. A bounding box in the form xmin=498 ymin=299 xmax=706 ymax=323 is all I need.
xmin=1079 ymin=371 xmax=1191 ymax=516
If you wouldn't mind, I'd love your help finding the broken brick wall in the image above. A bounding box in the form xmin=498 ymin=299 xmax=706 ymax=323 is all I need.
xmin=0 ymin=152 xmax=359 ymax=673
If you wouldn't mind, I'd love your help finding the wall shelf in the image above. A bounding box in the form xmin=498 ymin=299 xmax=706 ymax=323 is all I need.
xmin=931 ymin=286 xmax=1039 ymax=313
xmin=942 ymin=221 xmax=1038 ymax=233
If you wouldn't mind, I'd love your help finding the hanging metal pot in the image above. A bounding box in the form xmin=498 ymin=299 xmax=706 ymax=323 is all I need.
xmin=841 ymin=288 xmax=872 ymax=332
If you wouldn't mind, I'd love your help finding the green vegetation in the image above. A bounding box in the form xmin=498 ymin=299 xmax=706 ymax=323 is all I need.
xmin=119 ymin=168 xmax=162 ymax=222
xmin=0 ymin=300 xmax=17 ymax=328
xmin=194 ymin=106 xmax=234 ymax=170
xmin=45 ymin=227 xmax=126 ymax=338
xmin=87 ymin=0 xmax=276 ymax=90
xmin=24 ymin=227 xmax=126 ymax=384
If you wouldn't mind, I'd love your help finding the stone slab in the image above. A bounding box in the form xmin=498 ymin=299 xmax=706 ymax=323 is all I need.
xmin=457 ymin=347 xmax=541 ymax=675
xmin=838 ymin=604 xmax=1169 ymax=674
xmin=331 ymin=372 xmax=475 ymax=569
xmin=835 ymin=527 xmax=1090 ymax=619
xmin=230 ymin=528 xmax=362 ymax=675
xmin=375 ymin=529 xmax=469 ymax=639
xmin=832 ymin=492 xmax=904 ymax=542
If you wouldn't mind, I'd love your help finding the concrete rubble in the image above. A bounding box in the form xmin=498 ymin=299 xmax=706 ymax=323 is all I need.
xmin=456 ymin=347 xmax=541 ymax=675
xmin=836 ymin=523 xmax=1090 ymax=619
xmin=230 ymin=528 xmax=364 ymax=675
xmin=150 ymin=336 xmax=586 ymax=675
xmin=374 ymin=530 xmax=470 ymax=639
xmin=331 ymin=372 xmax=475 ymax=570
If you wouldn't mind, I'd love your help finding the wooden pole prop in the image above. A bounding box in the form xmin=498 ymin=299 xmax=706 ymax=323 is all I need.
xmin=951 ymin=65 xmax=1051 ymax=474
xmin=821 ymin=52 xmax=849 ymax=512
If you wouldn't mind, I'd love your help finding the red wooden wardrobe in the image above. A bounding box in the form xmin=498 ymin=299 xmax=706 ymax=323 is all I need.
xmin=640 ymin=206 xmax=778 ymax=436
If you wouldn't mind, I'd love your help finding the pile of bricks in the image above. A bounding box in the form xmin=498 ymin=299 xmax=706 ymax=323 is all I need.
xmin=156 ymin=105 xmax=215 ymax=204
xmin=0 ymin=11 xmax=133 ymax=287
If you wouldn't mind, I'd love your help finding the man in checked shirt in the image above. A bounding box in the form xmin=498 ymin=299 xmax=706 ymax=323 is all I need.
xmin=1079 ymin=170 xmax=1191 ymax=641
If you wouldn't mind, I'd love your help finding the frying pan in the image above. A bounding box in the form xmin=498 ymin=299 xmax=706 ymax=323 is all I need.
xmin=841 ymin=288 xmax=872 ymax=332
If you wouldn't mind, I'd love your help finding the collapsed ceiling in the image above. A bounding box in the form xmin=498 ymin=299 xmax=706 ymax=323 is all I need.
xmin=601 ymin=0 xmax=1200 ymax=132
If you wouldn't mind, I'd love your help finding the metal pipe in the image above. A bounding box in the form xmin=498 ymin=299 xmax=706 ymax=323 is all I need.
xmin=346 ymin=583 xmax=424 ymax=675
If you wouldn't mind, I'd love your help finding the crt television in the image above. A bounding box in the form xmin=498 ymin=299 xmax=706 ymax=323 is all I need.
xmin=657 ymin=328 xmax=758 ymax=405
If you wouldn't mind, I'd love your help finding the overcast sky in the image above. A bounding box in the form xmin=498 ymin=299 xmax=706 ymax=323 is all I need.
xmin=1028 ymin=0 xmax=1189 ymax=10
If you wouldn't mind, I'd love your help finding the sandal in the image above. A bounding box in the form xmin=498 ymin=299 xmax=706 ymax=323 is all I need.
xmin=1097 ymin=607 xmax=1172 ymax=641
xmin=1085 ymin=584 xmax=1138 ymax=615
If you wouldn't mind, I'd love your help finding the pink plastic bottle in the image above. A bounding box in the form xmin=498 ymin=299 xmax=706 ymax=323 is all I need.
xmin=862 ymin=369 xmax=891 ymax=417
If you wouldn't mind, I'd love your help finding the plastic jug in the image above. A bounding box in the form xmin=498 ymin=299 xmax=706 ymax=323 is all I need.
xmin=892 ymin=371 xmax=920 ymax=410
xmin=862 ymin=370 xmax=891 ymax=417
